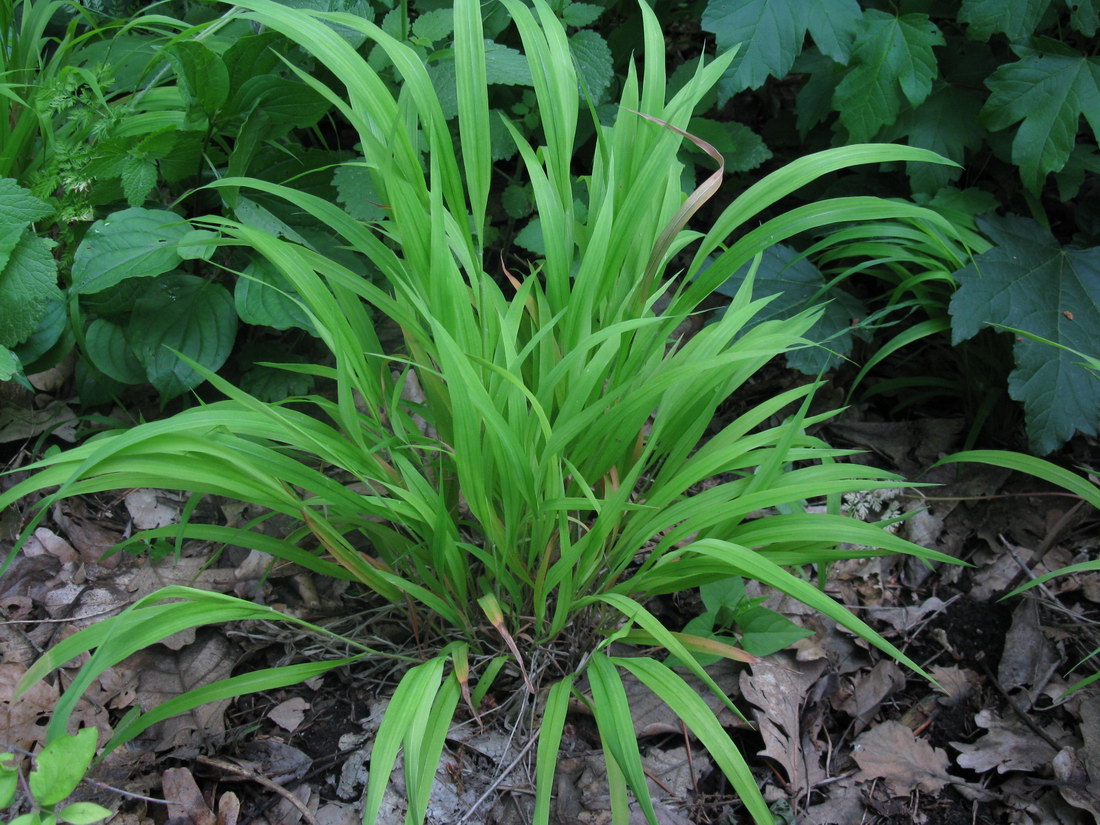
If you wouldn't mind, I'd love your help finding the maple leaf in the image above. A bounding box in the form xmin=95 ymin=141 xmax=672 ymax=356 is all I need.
xmin=981 ymin=48 xmax=1100 ymax=192
xmin=881 ymin=84 xmax=986 ymax=193
xmin=701 ymin=0 xmax=806 ymax=101
xmin=1068 ymin=0 xmax=1099 ymax=36
xmin=949 ymin=215 xmax=1100 ymax=454
xmin=833 ymin=11 xmax=945 ymax=142
xmin=958 ymin=0 xmax=1053 ymax=42
xmin=805 ymin=0 xmax=862 ymax=64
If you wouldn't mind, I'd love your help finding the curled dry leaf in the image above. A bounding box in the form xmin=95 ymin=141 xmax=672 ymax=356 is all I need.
xmin=929 ymin=665 xmax=978 ymax=706
xmin=853 ymin=720 xmax=959 ymax=796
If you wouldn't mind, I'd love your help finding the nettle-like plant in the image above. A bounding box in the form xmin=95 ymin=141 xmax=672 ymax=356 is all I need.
xmin=3 ymin=1 xmax=964 ymax=822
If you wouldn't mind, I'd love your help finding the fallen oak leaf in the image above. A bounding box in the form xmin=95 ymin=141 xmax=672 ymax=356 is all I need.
xmin=853 ymin=720 xmax=959 ymax=795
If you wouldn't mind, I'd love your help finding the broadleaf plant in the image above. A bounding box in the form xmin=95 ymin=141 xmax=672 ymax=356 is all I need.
xmin=3 ymin=1 xmax=964 ymax=822
xmin=949 ymin=214 xmax=1100 ymax=453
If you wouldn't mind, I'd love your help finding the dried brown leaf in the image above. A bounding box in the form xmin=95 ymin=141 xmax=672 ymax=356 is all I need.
xmin=951 ymin=710 xmax=1057 ymax=774
xmin=268 ymin=697 xmax=310 ymax=733
xmin=131 ymin=631 xmax=237 ymax=751
xmin=124 ymin=489 xmax=181 ymax=531
xmin=853 ymin=720 xmax=958 ymax=795
xmin=739 ymin=654 xmax=826 ymax=796
xmin=162 ymin=767 xmax=217 ymax=825
xmin=0 ymin=662 xmax=59 ymax=750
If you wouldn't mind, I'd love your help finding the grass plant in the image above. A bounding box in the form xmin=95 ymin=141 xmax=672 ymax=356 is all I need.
xmin=2 ymin=2 xmax=967 ymax=822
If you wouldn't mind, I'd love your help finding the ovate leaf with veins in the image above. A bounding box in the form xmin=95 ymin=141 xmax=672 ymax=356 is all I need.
xmin=981 ymin=49 xmax=1100 ymax=193
xmin=72 ymin=209 xmax=189 ymax=295
xmin=949 ymin=215 xmax=1100 ymax=454
xmin=833 ymin=11 xmax=944 ymax=142
xmin=129 ymin=274 xmax=237 ymax=399
xmin=702 ymin=0 xmax=805 ymax=101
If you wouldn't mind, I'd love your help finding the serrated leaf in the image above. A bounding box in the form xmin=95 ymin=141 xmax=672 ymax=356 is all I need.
xmin=333 ymin=163 xmax=388 ymax=222
xmin=167 ymin=41 xmax=229 ymax=117
xmin=276 ymin=0 xmax=372 ymax=47
xmin=794 ymin=49 xmax=844 ymax=137
xmin=0 ymin=178 xmax=53 ymax=225
xmin=514 ymin=218 xmax=544 ymax=256
xmin=129 ymin=274 xmax=237 ymax=399
xmin=805 ymin=0 xmax=861 ymax=64
xmin=0 ymin=232 xmax=61 ymax=348
xmin=157 ymin=132 xmax=205 ymax=183
xmin=563 ymin=1 xmax=604 ymax=26
xmin=715 ymin=245 xmax=865 ymax=374
xmin=85 ymin=318 xmax=146 ymax=385
xmin=949 ymin=214 xmax=1100 ymax=454
xmin=234 ymin=257 xmax=316 ymax=333
xmin=0 ymin=223 xmax=26 ymax=273
xmin=1055 ymin=143 xmax=1100 ymax=200
xmin=702 ymin=0 xmax=806 ymax=101
xmin=13 ymin=298 xmax=67 ymax=366
xmin=0 ymin=345 xmax=22 ymax=381
xmin=917 ymin=187 xmax=1000 ymax=232
xmin=121 ymin=155 xmax=158 ymax=206
xmin=881 ymin=85 xmax=985 ymax=193
xmin=981 ymin=49 xmax=1100 ymax=193
xmin=412 ymin=8 xmax=453 ymax=42
xmin=484 ymin=40 xmax=533 ymax=86
xmin=502 ymin=183 xmax=533 ymax=219
xmin=222 ymin=31 xmax=285 ymax=91
xmin=833 ymin=11 xmax=944 ymax=142
xmin=685 ymin=118 xmax=771 ymax=173
xmin=959 ymin=0 xmax=1052 ymax=42
xmin=489 ymin=109 xmax=518 ymax=160
xmin=29 ymin=729 xmax=97 ymax=806
xmin=72 ymin=208 xmax=189 ymax=295
xmin=430 ymin=42 xmax=532 ymax=119
xmin=570 ymin=30 xmax=613 ymax=104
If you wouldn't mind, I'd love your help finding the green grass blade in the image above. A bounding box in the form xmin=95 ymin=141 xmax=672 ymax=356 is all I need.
xmin=613 ymin=657 xmax=773 ymax=825
xmin=587 ymin=654 xmax=658 ymax=825
xmin=932 ymin=451 xmax=1100 ymax=510
xmin=533 ymin=676 xmax=574 ymax=825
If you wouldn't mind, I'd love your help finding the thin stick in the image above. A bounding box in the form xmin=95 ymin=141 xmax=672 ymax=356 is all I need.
xmin=454 ymin=734 xmax=539 ymax=825
xmin=195 ymin=755 xmax=318 ymax=825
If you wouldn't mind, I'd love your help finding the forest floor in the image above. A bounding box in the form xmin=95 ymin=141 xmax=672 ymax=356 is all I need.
xmin=2 ymin=368 xmax=1098 ymax=825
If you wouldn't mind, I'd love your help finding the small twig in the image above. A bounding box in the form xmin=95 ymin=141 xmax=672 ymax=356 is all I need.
xmin=978 ymin=660 xmax=1061 ymax=752
xmin=83 ymin=776 xmax=177 ymax=805
xmin=195 ymin=755 xmax=318 ymax=825
xmin=454 ymin=734 xmax=539 ymax=825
